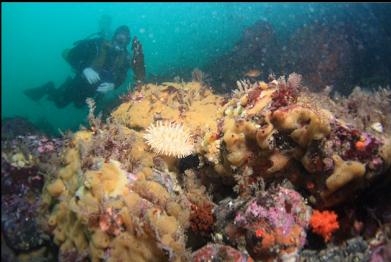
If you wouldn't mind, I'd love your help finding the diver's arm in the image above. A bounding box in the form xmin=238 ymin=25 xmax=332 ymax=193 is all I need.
xmin=83 ymin=68 xmax=101 ymax=84
xmin=97 ymin=82 xmax=114 ymax=93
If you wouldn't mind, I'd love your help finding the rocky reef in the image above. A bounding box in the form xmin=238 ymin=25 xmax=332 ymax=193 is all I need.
xmin=1 ymin=75 xmax=390 ymax=261
xmin=203 ymin=7 xmax=391 ymax=95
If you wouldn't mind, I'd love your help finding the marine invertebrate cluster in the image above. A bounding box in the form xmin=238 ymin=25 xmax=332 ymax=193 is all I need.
xmin=233 ymin=79 xmax=257 ymax=98
xmin=191 ymin=68 xmax=211 ymax=86
xmin=309 ymin=210 xmax=339 ymax=242
xmin=8 ymin=77 xmax=388 ymax=261
xmin=304 ymin=86 xmax=391 ymax=136
xmin=78 ymin=123 xmax=138 ymax=172
xmin=200 ymin=73 xmax=390 ymax=209
xmin=42 ymin=130 xmax=192 ymax=262
xmin=144 ymin=121 xmax=194 ymax=158
xmin=111 ymin=81 xmax=223 ymax=133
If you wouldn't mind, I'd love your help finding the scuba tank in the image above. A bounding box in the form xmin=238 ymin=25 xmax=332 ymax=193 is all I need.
xmin=73 ymin=15 xmax=112 ymax=46
xmin=73 ymin=32 xmax=103 ymax=46
xmin=62 ymin=15 xmax=112 ymax=61
xmin=62 ymin=32 xmax=102 ymax=62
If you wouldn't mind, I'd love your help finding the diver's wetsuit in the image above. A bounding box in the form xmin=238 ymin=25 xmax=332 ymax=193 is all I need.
xmin=55 ymin=37 xmax=130 ymax=108
xmin=46 ymin=75 xmax=98 ymax=109
xmin=25 ymin=36 xmax=144 ymax=109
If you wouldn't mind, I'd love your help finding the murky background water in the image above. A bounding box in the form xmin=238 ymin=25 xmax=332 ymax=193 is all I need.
xmin=2 ymin=3 xmax=391 ymax=135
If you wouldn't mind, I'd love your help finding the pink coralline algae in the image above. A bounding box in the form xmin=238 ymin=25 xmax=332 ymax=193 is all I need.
xmin=192 ymin=244 xmax=254 ymax=262
xmin=235 ymin=187 xmax=310 ymax=231
xmin=233 ymin=186 xmax=311 ymax=260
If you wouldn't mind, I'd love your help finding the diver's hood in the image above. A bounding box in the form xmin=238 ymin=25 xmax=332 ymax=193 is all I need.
xmin=112 ymin=25 xmax=131 ymax=48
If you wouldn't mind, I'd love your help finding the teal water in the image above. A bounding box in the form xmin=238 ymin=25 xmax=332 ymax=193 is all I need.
xmin=2 ymin=3 xmax=390 ymax=135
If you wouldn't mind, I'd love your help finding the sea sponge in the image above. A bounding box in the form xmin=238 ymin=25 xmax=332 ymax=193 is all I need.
xmin=144 ymin=121 xmax=194 ymax=158
xmin=325 ymin=154 xmax=366 ymax=194
xmin=132 ymin=180 xmax=170 ymax=207
xmin=91 ymin=230 xmax=110 ymax=249
xmin=112 ymin=82 xmax=222 ymax=133
xmin=84 ymin=159 xmax=128 ymax=200
xmin=271 ymin=105 xmax=331 ymax=147
xmin=309 ymin=210 xmax=339 ymax=242
xmin=255 ymin=113 xmax=275 ymax=150
xmin=108 ymin=232 xmax=166 ymax=262
xmin=200 ymin=131 xmax=222 ymax=166
xmin=222 ymin=118 xmax=250 ymax=167
xmin=246 ymin=88 xmax=276 ymax=116
xmin=46 ymin=178 xmax=66 ymax=197
xmin=267 ymin=151 xmax=290 ymax=174
xmin=41 ymin=125 xmax=192 ymax=261
xmin=380 ymin=136 xmax=391 ymax=168
xmin=146 ymin=208 xmax=185 ymax=252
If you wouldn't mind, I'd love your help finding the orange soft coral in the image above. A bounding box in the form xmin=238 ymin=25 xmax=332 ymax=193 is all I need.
xmin=310 ymin=210 xmax=339 ymax=242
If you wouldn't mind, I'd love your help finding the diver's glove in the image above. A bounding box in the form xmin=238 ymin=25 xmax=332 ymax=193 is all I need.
xmin=96 ymin=82 xmax=114 ymax=93
xmin=83 ymin=67 xmax=101 ymax=84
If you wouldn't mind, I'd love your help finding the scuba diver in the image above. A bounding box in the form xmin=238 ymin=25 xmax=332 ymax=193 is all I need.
xmin=24 ymin=25 xmax=146 ymax=109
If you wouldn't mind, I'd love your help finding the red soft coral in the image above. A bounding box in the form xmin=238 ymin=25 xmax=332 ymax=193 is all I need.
xmin=310 ymin=209 xmax=339 ymax=242
xmin=190 ymin=202 xmax=214 ymax=235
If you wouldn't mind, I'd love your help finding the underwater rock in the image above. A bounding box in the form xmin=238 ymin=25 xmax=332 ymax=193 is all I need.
xmin=178 ymin=154 xmax=200 ymax=174
xmin=1 ymin=135 xmax=59 ymax=253
xmin=204 ymin=20 xmax=280 ymax=93
xmin=1 ymin=116 xmax=59 ymax=139
xmin=299 ymin=237 xmax=371 ymax=262
xmin=1 ymin=195 xmax=47 ymax=252
xmin=1 ymin=235 xmax=18 ymax=262
xmin=43 ymin=129 xmax=192 ymax=261
xmin=214 ymin=187 xmax=312 ymax=261
xmin=205 ymin=7 xmax=391 ymax=95
xmin=283 ymin=8 xmax=391 ymax=94
xmin=192 ymin=243 xmax=254 ymax=262
xmin=2 ymin=182 xmax=47 ymax=253
xmin=282 ymin=22 xmax=355 ymax=93
xmin=229 ymin=186 xmax=311 ymax=261
xmin=1 ymin=116 xmax=41 ymax=140
xmin=20 ymin=79 xmax=389 ymax=261
xmin=199 ymin=74 xmax=391 ymax=208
